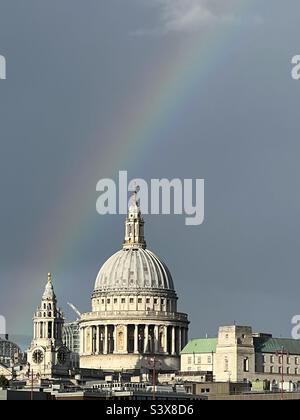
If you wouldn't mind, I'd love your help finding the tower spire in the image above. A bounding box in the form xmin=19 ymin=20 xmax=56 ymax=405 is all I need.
xmin=123 ymin=190 xmax=146 ymax=249
xmin=43 ymin=272 xmax=56 ymax=301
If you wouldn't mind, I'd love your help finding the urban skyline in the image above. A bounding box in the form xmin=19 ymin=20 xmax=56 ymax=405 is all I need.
xmin=1 ymin=0 xmax=300 ymax=347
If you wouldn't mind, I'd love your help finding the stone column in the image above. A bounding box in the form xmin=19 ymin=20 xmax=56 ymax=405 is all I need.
xmin=104 ymin=325 xmax=108 ymax=354
xmin=83 ymin=327 xmax=86 ymax=354
xmin=96 ymin=326 xmax=100 ymax=354
xmin=134 ymin=325 xmax=139 ymax=354
xmin=80 ymin=327 xmax=84 ymax=355
xmin=113 ymin=325 xmax=117 ymax=354
xmin=124 ymin=325 xmax=128 ymax=353
xmin=185 ymin=328 xmax=188 ymax=347
xmin=164 ymin=326 xmax=168 ymax=353
xmin=178 ymin=327 xmax=182 ymax=353
xmin=171 ymin=326 xmax=176 ymax=355
xmin=144 ymin=325 xmax=149 ymax=353
xmin=89 ymin=327 xmax=93 ymax=354
xmin=154 ymin=325 xmax=159 ymax=353
xmin=84 ymin=327 xmax=87 ymax=353
xmin=82 ymin=328 xmax=84 ymax=353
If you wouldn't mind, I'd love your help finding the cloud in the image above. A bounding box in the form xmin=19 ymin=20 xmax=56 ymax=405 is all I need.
xmin=134 ymin=0 xmax=262 ymax=36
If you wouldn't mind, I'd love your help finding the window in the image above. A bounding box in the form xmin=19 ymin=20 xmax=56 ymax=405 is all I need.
xmin=146 ymin=298 xmax=150 ymax=304
xmin=114 ymin=298 xmax=117 ymax=304
xmin=279 ymin=356 xmax=282 ymax=364
xmin=102 ymin=299 xmax=105 ymax=304
xmin=295 ymin=368 xmax=298 ymax=375
xmin=287 ymin=357 xmax=290 ymax=365
xmin=121 ymin=298 xmax=125 ymax=304
xmin=224 ymin=357 xmax=229 ymax=372
xmin=197 ymin=356 xmax=201 ymax=364
xmin=138 ymin=298 xmax=142 ymax=303
xmin=161 ymin=299 xmax=165 ymax=304
xmin=243 ymin=357 xmax=249 ymax=373
xmin=279 ymin=367 xmax=282 ymax=374
xmin=287 ymin=367 xmax=290 ymax=375
xmin=188 ymin=357 xmax=192 ymax=364
xmin=129 ymin=298 xmax=134 ymax=304
xmin=154 ymin=298 xmax=158 ymax=304
xmin=262 ymin=355 xmax=265 ymax=364
xmin=208 ymin=356 xmax=212 ymax=364
xmin=270 ymin=366 xmax=273 ymax=374
xmin=107 ymin=299 xmax=110 ymax=304
xmin=270 ymin=355 xmax=274 ymax=364
xmin=296 ymin=357 xmax=299 ymax=365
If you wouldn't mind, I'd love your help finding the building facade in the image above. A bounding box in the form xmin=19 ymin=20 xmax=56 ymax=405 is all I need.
xmin=80 ymin=193 xmax=189 ymax=372
xmin=27 ymin=273 xmax=71 ymax=378
xmin=0 ymin=336 xmax=21 ymax=366
xmin=181 ymin=325 xmax=300 ymax=389
xmin=63 ymin=321 xmax=80 ymax=368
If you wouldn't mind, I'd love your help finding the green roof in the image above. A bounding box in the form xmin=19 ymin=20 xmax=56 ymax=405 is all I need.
xmin=254 ymin=337 xmax=300 ymax=355
xmin=181 ymin=338 xmax=217 ymax=355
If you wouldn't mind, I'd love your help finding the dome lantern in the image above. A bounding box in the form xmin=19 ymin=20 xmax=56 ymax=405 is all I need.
xmin=123 ymin=190 xmax=146 ymax=250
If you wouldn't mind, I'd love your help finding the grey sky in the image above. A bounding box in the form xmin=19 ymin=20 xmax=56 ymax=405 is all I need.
xmin=1 ymin=0 xmax=300 ymax=348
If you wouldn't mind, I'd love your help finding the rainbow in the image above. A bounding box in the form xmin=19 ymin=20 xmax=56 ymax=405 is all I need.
xmin=14 ymin=3 xmax=254 ymax=335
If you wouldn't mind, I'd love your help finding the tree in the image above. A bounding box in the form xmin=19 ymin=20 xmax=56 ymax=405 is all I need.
xmin=0 ymin=375 xmax=9 ymax=388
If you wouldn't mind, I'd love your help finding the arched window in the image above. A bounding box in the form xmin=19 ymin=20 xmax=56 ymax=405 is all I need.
xmin=243 ymin=357 xmax=249 ymax=372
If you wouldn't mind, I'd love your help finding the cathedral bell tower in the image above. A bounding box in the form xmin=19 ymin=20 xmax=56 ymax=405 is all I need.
xmin=27 ymin=273 xmax=71 ymax=378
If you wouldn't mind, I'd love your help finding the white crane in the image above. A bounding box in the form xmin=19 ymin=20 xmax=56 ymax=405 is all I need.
xmin=67 ymin=302 xmax=81 ymax=320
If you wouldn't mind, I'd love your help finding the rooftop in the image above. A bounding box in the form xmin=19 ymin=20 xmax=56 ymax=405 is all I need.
xmin=181 ymin=338 xmax=217 ymax=354
xmin=253 ymin=337 xmax=300 ymax=355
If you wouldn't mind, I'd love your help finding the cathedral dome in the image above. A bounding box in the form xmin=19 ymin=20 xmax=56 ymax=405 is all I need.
xmin=94 ymin=247 xmax=174 ymax=292
xmin=81 ymin=191 xmax=189 ymax=373
xmin=93 ymin=192 xmax=175 ymax=294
